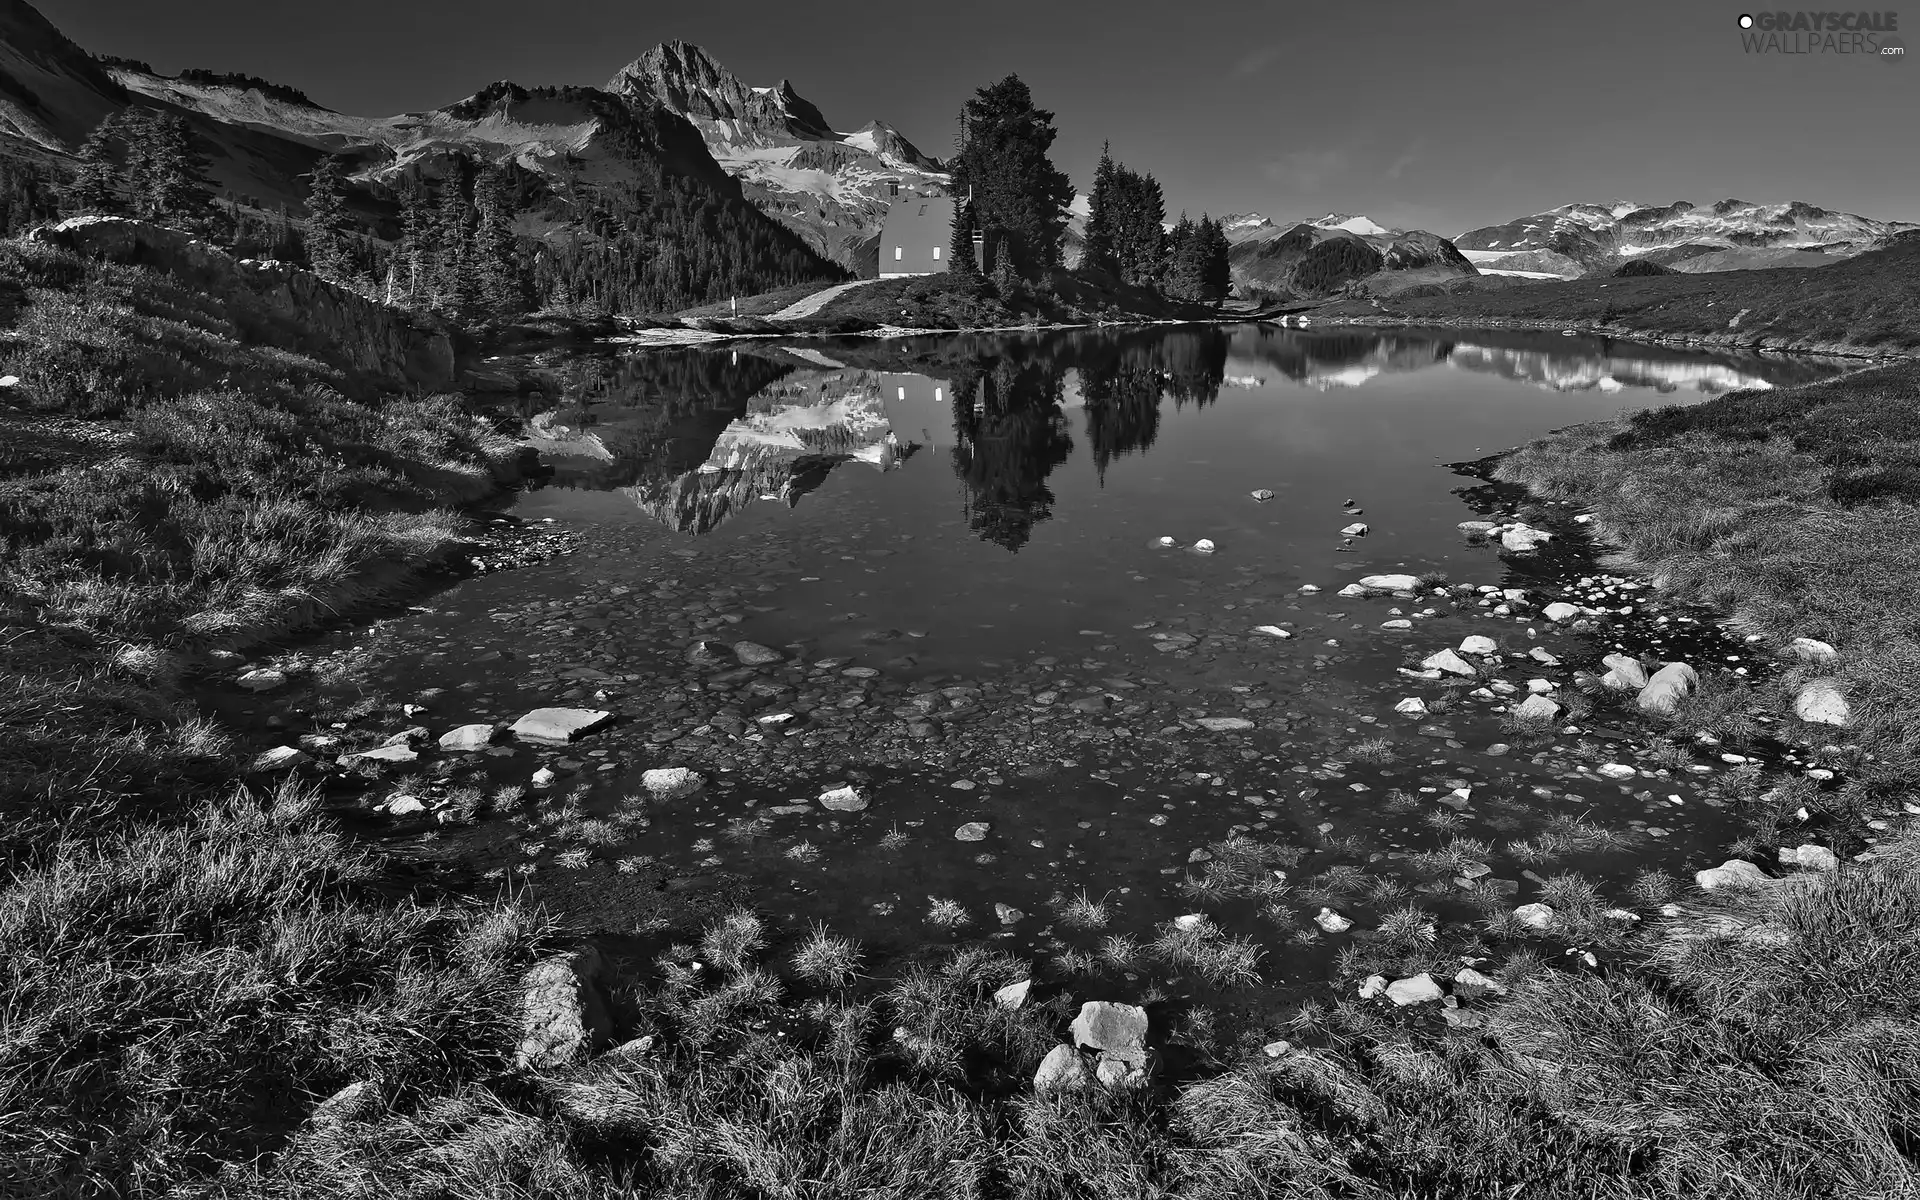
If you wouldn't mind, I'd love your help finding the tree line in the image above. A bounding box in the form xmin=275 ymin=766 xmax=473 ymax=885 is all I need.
xmin=945 ymin=80 xmax=1233 ymax=304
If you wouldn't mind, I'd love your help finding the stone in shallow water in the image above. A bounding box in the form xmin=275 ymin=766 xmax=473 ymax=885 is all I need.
xmin=237 ymin=668 xmax=287 ymax=692
xmin=251 ymin=746 xmax=309 ymax=771
xmin=438 ymin=723 xmax=497 ymax=751
xmin=1196 ymin=717 xmax=1254 ymax=731
xmin=1597 ymin=763 xmax=1637 ymax=780
xmin=1341 ymin=523 xmax=1369 ymax=537
xmin=1459 ymin=635 xmax=1498 ymax=655
xmin=1422 ymin=649 xmax=1477 ymax=677
xmin=994 ymin=979 xmax=1032 ymax=1009
xmin=1502 ymin=526 xmax=1551 ymax=551
xmin=1636 ymin=663 xmax=1697 ymax=714
xmin=1543 ymin=602 xmax=1581 ymax=623
xmin=819 ymin=783 xmax=869 ymax=812
xmin=1072 ymin=1001 xmax=1148 ymax=1067
xmin=642 ymin=768 xmax=703 ymax=801
xmin=1514 ymin=694 xmax=1560 ymax=722
xmin=954 ymin=822 xmax=990 ymax=842
xmin=1601 ymin=653 xmax=1649 ymax=691
xmin=1394 ymin=697 xmax=1428 ymax=716
xmin=1314 ymin=907 xmax=1352 ymax=933
xmin=1513 ymin=904 xmax=1555 ymax=930
xmin=510 ymin=707 xmax=613 ymax=745
xmin=1696 ymin=859 xmax=1769 ymax=890
xmin=1386 ymin=973 xmax=1444 ymax=1006
xmin=1779 ymin=844 xmax=1839 ymax=872
xmin=1359 ymin=574 xmax=1420 ymax=592
xmin=732 ymin=640 xmax=784 ymax=665
xmin=345 ymin=744 xmax=417 ymax=765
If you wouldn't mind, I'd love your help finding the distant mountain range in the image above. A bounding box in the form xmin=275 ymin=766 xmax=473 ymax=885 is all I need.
xmin=1456 ymin=199 xmax=1919 ymax=278
xmin=1218 ymin=213 xmax=1478 ymax=297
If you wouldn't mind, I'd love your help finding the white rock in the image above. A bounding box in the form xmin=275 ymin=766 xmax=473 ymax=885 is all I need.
xmin=510 ymin=707 xmax=613 ymax=745
xmin=1459 ymin=635 xmax=1498 ymax=655
xmin=994 ymin=979 xmax=1032 ymax=1010
xmin=1530 ymin=647 xmax=1562 ymax=665
xmin=1501 ymin=526 xmax=1552 ymax=551
xmin=1156 ymin=536 xmax=1176 ymax=547
xmin=1071 ymin=1001 xmax=1149 ymax=1066
xmin=1598 ymin=763 xmax=1638 ymax=780
xmin=1314 ymin=907 xmax=1352 ymax=933
xmin=1458 ymin=520 xmax=1499 ymax=537
xmin=1262 ymin=1039 xmax=1293 ymax=1057
xmin=1341 ymin=523 xmax=1369 ymax=537
xmin=1173 ymin=913 xmax=1208 ymax=930
xmin=384 ymin=794 xmax=426 ymax=815
xmin=343 ymin=744 xmax=417 ymax=765
xmin=817 ymin=783 xmax=869 ymax=812
xmin=1196 ymin=717 xmax=1254 ymax=731
xmin=954 ymin=822 xmax=991 ymax=841
xmin=1386 ymin=973 xmax=1444 ymax=1006
xmin=0 ymin=375 xmax=18 ymax=388
xmin=1251 ymin=489 xmax=1276 ymax=501
xmin=515 ymin=948 xmax=611 ymax=1071
xmin=1393 ymin=697 xmax=1428 ymax=716
xmin=1253 ymin=625 xmax=1292 ymax=638
xmin=250 ymin=745 xmax=309 ymax=771
xmin=237 ymin=668 xmax=287 ymax=692
xmin=1193 ymin=539 xmax=1216 ymax=554
xmin=1696 ymin=859 xmax=1769 ymax=890
xmin=1779 ymin=844 xmax=1839 ymax=872
xmin=1636 ymin=663 xmax=1698 ymax=715
xmin=1543 ymin=602 xmax=1581 ymax=623
xmin=1788 ymin=637 xmax=1838 ymax=664
xmin=1453 ymin=967 xmax=1508 ymax=997
xmin=1527 ymin=678 xmax=1555 ymax=693
xmin=1298 ymin=584 xmax=1322 ymax=594
xmin=1359 ymin=574 xmax=1420 ymax=592
xmin=1794 ymin=680 xmax=1850 ymax=727
xmin=1513 ymin=903 xmax=1556 ymax=929
xmin=1422 ymin=649 xmax=1477 ymax=677
xmin=438 ymin=723 xmax=497 ymax=751
xmin=1381 ymin=619 xmax=1413 ymax=630
xmin=1358 ymin=974 xmax=1388 ymax=999
xmin=1034 ymin=1044 xmax=1093 ymax=1093
xmin=1337 ymin=583 xmax=1368 ymax=598
xmin=1601 ymin=653 xmax=1648 ymax=690
xmin=643 ymin=767 xmax=705 ymax=801
xmin=1513 ymin=694 xmax=1561 ymax=722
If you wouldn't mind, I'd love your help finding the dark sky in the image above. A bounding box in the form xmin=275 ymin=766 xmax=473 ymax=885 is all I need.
xmin=43 ymin=0 xmax=1920 ymax=233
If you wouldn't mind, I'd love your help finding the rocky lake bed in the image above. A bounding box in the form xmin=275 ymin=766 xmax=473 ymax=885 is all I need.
xmin=197 ymin=325 xmax=1881 ymax=1036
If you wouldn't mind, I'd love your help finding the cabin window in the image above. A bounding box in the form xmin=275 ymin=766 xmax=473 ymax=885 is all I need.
xmin=935 ymin=387 xmax=943 ymax=401
xmin=894 ymin=247 xmax=902 ymax=261
xmin=898 ymin=387 xmax=907 ymax=400
xmin=933 ymin=247 xmax=942 ymax=259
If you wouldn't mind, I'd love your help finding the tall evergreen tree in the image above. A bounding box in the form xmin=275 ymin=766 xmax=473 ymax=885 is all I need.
xmin=303 ymin=155 xmax=351 ymax=279
xmin=433 ymin=159 xmax=476 ymax=316
xmin=948 ymin=193 xmax=977 ymax=276
xmin=1162 ymin=212 xmax=1201 ymax=300
xmin=63 ymin=115 xmax=125 ymax=214
xmin=1081 ymin=141 xmax=1119 ymax=278
xmin=397 ymin=175 xmax=434 ymax=303
xmin=950 ymin=75 xmax=1075 ymax=279
xmin=1198 ymin=214 xmax=1232 ymax=303
xmin=145 ymin=115 xmax=213 ymax=223
xmin=471 ymin=163 xmax=530 ymax=316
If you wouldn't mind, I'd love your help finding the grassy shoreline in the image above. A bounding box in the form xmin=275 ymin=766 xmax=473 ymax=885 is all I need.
xmin=6 ymin=226 xmax=1920 ymax=1195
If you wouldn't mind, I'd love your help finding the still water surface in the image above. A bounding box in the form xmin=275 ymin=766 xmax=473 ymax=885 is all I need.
xmin=288 ymin=326 xmax=1852 ymax=1008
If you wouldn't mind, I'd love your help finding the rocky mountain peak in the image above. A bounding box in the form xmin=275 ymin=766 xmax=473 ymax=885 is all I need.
xmin=605 ymin=41 xmax=832 ymax=142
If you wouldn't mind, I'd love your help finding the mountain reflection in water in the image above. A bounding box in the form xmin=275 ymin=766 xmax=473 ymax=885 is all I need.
xmin=517 ymin=325 xmax=1850 ymax=543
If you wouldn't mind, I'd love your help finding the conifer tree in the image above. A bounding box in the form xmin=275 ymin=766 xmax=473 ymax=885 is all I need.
xmin=948 ymin=193 xmax=977 ymax=276
xmin=1081 ymin=141 xmax=1119 ymax=277
xmin=145 ymin=115 xmax=213 ymax=224
xmin=397 ymin=175 xmax=434 ymax=304
xmin=433 ymin=158 xmax=476 ymax=316
xmin=471 ymin=163 xmax=530 ymax=316
xmin=1163 ymin=212 xmax=1200 ymax=300
xmin=951 ymin=75 xmax=1075 ymax=279
xmin=303 ymin=155 xmax=351 ymax=279
xmin=64 ymin=115 xmax=124 ymax=214
xmin=1199 ymin=214 xmax=1232 ymax=303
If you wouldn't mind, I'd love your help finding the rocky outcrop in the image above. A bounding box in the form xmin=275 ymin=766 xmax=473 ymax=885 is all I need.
xmin=28 ymin=217 xmax=455 ymax=388
xmin=515 ymin=947 xmax=613 ymax=1071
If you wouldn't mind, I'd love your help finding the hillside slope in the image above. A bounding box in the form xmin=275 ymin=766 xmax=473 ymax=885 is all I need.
xmin=1228 ymin=214 xmax=1478 ymax=297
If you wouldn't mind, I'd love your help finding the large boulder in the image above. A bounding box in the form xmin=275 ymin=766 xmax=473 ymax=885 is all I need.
xmin=1794 ymin=680 xmax=1850 ymax=726
xmin=515 ymin=947 xmax=612 ymax=1071
xmin=1788 ymin=637 xmax=1838 ymax=664
xmin=1359 ymin=574 xmax=1421 ymax=592
xmin=1601 ymin=653 xmax=1648 ymax=690
xmin=1501 ymin=526 xmax=1552 ymax=552
xmin=438 ymin=723 xmax=499 ymax=751
xmin=1071 ymin=1001 xmax=1148 ymax=1067
xmin=641 ymin=767 xmax=703 ymax=801
xmin=1385 ymin=973 xmax=1445 ymax=1006
xmin=510 ymin=707 xmax=613 ymax=745
xmin=1422 ymin=649 xmax=1477 ymax=677
xmin=31 ymin=217 xmax=453 ymax=386
xmin=1636 ymin=663 xmax=1698 ymax=715
xmin=1696 ymin=860 xmax=1770 ymax=891
xmin=732 ymin=640 xmax=785 ymax=666
xmin=1542 ymin=602 xmax=1582 ymax=623
xmin=1034 ymin=1044 xmax=1093 ymax=1093
xmin=1513 ymin=694 xmax=1561 ymax=723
